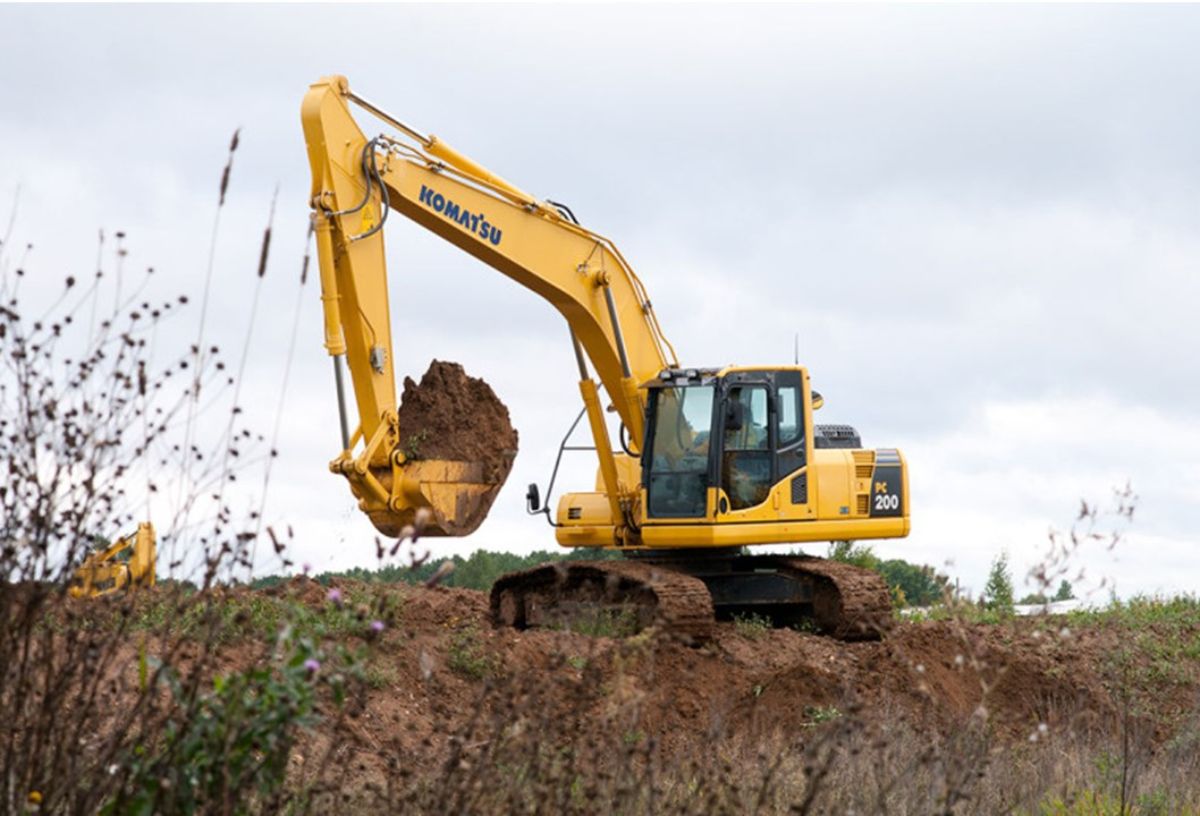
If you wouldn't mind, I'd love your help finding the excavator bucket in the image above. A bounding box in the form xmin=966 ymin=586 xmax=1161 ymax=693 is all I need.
xmin=369 ymin=459 xmax=511 ymax=538
xmin=350 ymin=361 xmax=519 ymax=539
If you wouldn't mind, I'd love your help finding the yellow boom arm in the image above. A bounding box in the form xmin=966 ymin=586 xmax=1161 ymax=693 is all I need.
xmin=301 ymin=75 xmax=676 ymax=538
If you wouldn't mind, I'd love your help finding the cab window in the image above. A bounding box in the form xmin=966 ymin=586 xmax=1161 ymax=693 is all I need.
xmin=721 ymin=385 xmax=772 ymax=510
xmin=778 ymin=385 xmax=800 ymax=447
xmin=645 ymin=385 xmax=714 ymax=518
xmin=775 ymin=373 xmax=806 ymax=478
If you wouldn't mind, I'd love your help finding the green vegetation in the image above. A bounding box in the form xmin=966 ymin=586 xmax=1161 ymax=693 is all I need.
xmin=732 ymin=612 xmax=772 ymax=640
xmin=904 ymin=593 xmax=1200 ymax=631
xmin=125 ymin=584 xmax=395 ymax=644
xmin=802 ymin=705 xmax=843 ymax=725
xmin=364 ymin=657 xmax=400 ymax=689
xmin=106 ymin=635 xmax=323 ymax=815
xmin=447 ymin=624 xmax=495 ymax=680
xmin=1074 ymin=595 xmax=1200 ymax=699
xmin=261 ymin=547 xmax=622 ymax=594
xmin=1030 ymin=789 xmax=1195 ymax=815
xmin=904 ymin=602 xmax=1017 ymax=626
xmin=826 ymin=541 xmax=949 ymax=608
xmin=983 ymin=551 xmax=1016 ymax=616
xmin=1064 ymin=594 xmax=1200 ymax=630
xmin=555 ymin=606 xmax=642 ymax=638
xmin=1057 ymin=580 xmax=1076 ymax=601
xmin=1019 ymin=580 xmax=1077 ymax=606
xmin=401 ymin=429 xmax=431 ymax=461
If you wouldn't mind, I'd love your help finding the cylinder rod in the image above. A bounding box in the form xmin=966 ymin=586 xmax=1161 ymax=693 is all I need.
xmin=569 ymin=328 xmax=589 ymax=380
xmin=345 ymin=90 xmax=430 ymax=145
xmin=333 ymin=355 xmax=350 ymax=450
xmin=602 ymin=285 xmax=632 ymax=378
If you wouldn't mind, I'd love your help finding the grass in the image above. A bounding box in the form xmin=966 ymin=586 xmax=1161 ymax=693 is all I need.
xmin=401 ymin=429 xmax=430 ymax=460
xmin=364 ymin=657 xmax=399 ymax=689
xmin=903 ymin=600 xmax=1019 ymax=625
xmin=1064 ymin=594 xmax=1200 ymax=629
xmin=552 ymin=605 xmax=642 ymax=639
xmin=1030 ymin=789 xmax=1195 ymax=815
xmin=803 ymin=705 xmax=843 ymax=725
xmin=119 ymin=582 xmax=400 ymax=643
xmin=447 ymin=624 xmax=495 ymax=680
xmin=903 ymin=594 xmax=1200 ymax=630
xmin=732 ymin=612 xmax=772 ymax=640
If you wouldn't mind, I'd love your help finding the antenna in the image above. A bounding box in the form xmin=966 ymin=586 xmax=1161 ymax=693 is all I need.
xmin=793 ymin=332 xmax=799 ymax=365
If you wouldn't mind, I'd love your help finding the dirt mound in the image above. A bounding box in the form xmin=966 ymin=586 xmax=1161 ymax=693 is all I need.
xmin=336 ymin=584 xmax=1167 ymax=751
xmin=29 ymin=579 xmax=1200 ymax=809
xmin=239 ymin=578 xmax=1196 ymax=811
xmin=396 ymin=360 xmax=518 ymax=483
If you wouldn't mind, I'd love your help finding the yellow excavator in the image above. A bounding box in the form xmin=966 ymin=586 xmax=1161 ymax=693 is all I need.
xmin=302 ymin=75 xmax=910 ymax=639
xmin=68 ymin=522 xmax=157 ymax=598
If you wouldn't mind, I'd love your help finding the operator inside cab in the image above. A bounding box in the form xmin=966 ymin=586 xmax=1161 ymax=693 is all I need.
xmin=721 ymin=386 xmax=771 ymax=509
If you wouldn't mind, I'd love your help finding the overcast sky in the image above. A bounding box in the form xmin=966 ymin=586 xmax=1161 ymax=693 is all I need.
xmin=1 ymin=4 xmax=1197 ymax=599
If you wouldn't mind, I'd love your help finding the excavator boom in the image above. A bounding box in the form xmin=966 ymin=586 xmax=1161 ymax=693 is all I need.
xmin=302 ymin=75 xmax=674 ymax=539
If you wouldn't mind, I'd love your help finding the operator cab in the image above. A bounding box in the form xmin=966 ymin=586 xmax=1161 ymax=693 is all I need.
xmin=641 ymin=366 xmax=820 ymax=520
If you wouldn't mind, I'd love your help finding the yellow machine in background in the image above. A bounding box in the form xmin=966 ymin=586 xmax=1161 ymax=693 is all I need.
xmin=301 ymin=75 xmax=910 ymax=638
xmin=68 ymin=522 xmax=157 ymax=599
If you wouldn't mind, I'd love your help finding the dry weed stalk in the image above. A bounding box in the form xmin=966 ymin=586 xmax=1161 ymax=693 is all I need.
xmin=0 ymin=143 xmax=377 ymax=814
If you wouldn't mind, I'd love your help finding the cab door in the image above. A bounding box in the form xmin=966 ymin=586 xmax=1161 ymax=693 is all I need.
xmin=717 ymin=381 xmax=774 ymax=513
xmin=773 ymin=371 xmax=810 ymax=519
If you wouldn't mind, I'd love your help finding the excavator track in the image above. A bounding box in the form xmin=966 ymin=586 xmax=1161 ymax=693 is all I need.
xmin=490 ymin=560 xmax=715 ymax=642
xmin=490 ymin=553 xmax=891 ymax=642
xmin=778 ymin=555 xmax=893 ymax=640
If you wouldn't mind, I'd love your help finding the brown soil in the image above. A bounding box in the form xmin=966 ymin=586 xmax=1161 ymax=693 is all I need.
xmin=33 ymin=581 xmax=1200 ymax=809
xmin=396 ymin=360 xmax=518 ymax=483
xmin=266 ymin=582 xmax=1197 ymax=790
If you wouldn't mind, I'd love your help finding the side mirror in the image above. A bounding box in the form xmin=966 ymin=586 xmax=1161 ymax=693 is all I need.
xmin=723 ymin=400 xmax=745 ymax=432
xmin=525 ymin=483 xmax=542 ymax=513
xmin=811 ymin=391 xmax=824 ymax=411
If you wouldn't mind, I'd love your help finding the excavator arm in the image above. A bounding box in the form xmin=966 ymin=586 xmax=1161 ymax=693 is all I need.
xmin=301 ymin=75 xmax=676 ymax=539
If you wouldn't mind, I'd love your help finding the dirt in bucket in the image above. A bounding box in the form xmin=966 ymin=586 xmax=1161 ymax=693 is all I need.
xmin=396 ymin=360 xmax=519 ymax=483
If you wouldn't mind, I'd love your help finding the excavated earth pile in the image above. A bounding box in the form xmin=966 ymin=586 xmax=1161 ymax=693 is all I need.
xmin=25 ymin=581 xmax=1200 ymax=809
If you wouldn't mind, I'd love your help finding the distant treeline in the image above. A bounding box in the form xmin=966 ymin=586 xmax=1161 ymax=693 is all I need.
xmin=252 ymin=543 xmax=947 ymax=608
xmin=825 ymin=542 xmax=949 ymax=607
xmin=251 ymin=547 xmax=621 ymax=593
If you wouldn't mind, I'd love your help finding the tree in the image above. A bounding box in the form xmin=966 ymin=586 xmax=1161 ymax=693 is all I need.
xmin=983 ymin=552 xmax=1015 ymax=615
xmin=1053 ymin=579 xmax=1075 ymax=602
xmin=827 ymin=543 xmax=950 ymax=609
xmin=827 ymin=541 xmax=880 ymax=571
xmin=877 ymin=559 xmax=949 ymax=608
